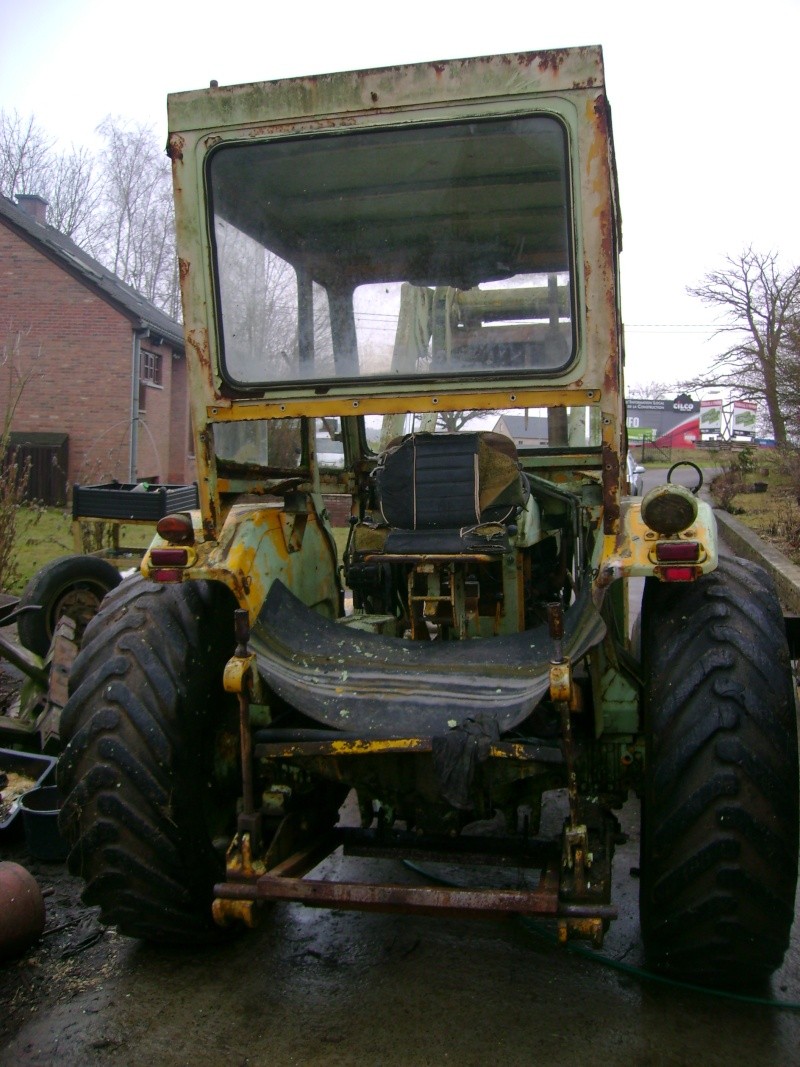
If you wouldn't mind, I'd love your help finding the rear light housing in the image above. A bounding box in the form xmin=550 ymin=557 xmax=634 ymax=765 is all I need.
xmin=156 ymin=513 xmax=195 ymax=545
xmin=653 ymin=539 xmax=702 ymax=581
xmin=640 ymin=484 xmax=698 ymax=536
xmin=148 ymin=542 xmax=196 ymax=581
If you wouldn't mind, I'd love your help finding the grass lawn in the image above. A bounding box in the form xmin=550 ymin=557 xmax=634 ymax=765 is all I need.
xmin=8 ymin=507 xmax=73 ymax=594
xmin=8 ymin=508 xmax=156 ymax=595
xmin=7 ymin=506 xmax=347 ymax=596
xmin=713 ymin=477 xmax=800 ymax=566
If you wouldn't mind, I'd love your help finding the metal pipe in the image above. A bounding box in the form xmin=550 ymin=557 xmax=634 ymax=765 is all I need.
xmin=0 ymin=631 xmax=49 ymax=687
xmin=214 ymin=875 xmax=560 ymax=917
xmin=234 ymin=609 xmax=255 ymax=816
xmin=128 ymin=328 xmax=147 ymax=482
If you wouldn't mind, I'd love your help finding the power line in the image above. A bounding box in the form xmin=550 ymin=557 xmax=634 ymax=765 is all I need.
xmin=625 ymin=323 xmax=718 ymax=332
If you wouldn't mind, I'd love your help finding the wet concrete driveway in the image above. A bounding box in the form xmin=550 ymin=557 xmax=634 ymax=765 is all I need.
xmin=2 ymin=793 xmax=798 ymax=1067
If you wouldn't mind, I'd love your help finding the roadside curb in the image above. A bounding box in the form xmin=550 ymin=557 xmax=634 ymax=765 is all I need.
xmin=714 ymin=508 xmax=800 ymax=616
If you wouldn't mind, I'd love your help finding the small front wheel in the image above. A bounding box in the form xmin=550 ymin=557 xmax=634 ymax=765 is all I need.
xmin=17 ymin=555 xmax=122 ymax=656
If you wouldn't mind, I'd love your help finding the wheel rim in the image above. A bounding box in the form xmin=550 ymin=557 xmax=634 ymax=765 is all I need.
xmin=49 ymin=582 xmax=109 ymax=643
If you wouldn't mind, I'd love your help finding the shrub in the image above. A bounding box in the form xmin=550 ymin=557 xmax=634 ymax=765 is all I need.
xmin=0 ymin=434 xmax=30 ymax=592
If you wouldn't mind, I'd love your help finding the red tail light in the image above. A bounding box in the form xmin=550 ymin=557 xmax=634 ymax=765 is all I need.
xmin=156 ymin=513 xmax=195 ymax=545
xmin=151 ymin=569 xmax=183 ymax=583
xmin=655 ymin=541 xmax=700 ymax=562
xmin=150 ymin=548 xmax=189 ymax=566
xmin=659 ymin=566 xmax=698 ymax=582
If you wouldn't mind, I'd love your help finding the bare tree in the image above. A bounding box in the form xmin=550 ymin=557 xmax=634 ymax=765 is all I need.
xmin=778 ymin=316 xmax=800 ymax=440
xmin=435 ymin=410 xmax=492 ymax=432
xmin=625 ymin=380 xmax=680 ymax=400
xmin=0 ymin=110 xmax=101 ymax=243
xmin=0 ymin=111 xmax=52 ymax=198
xmin=46 ymin=145 xmax=101 ymax=241
xmin=89 ymin=118 xmax=180 ymax=318
xmin=686 ymin=249 xmax=800 ymax=446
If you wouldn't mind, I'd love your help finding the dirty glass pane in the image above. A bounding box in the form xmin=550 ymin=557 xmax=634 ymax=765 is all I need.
xmin=370 ymin=406 xmax=601 ymax=454
xmin=495 ymin=406 xmax=602 ymax=449
xmin=214 ymin=419 xmax=303 ymax=469
xmin=316 ymin=417 xmax=344 ymax=468
xmin=209 ymin=115 xmax=573 ymax=387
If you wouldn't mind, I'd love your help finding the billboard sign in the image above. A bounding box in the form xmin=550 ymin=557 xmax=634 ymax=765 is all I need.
xmin=626 ymin=394 xmax=701 ymax=447
xmin=732 ymin=400 xmax=757 ymax=438
xmin=700 ymin=399 xmax=723 ymax=437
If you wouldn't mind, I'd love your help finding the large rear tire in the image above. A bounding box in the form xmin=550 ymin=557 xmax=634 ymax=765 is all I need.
xmin=57 ymin=576 xmax=239 ymax=943
xmin=639 ymin=554 xmax=798 ymax=986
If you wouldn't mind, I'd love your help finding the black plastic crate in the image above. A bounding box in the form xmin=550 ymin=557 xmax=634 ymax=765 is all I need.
xmin=0 ymin=749 xmax=58 ymax=835
xmin=72 ymin=482 xmax=199 ymax=522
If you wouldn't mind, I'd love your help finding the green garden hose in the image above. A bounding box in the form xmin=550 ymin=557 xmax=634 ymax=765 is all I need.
xmin=402 ymin=860 xmax=800 ymax=1011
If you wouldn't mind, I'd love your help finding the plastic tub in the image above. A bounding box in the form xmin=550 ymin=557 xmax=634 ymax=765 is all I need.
xmin=20 ymin=786 xmax=68 ymax=862
xmin=0 ymin=750 xmax=58 ymax=837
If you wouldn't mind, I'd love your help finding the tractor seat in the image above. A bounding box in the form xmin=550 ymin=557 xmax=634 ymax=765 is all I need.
xmin=370 ymin=431 xmax=529 ymax=555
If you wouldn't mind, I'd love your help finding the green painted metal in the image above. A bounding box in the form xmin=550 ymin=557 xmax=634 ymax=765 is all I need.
xmin=168 ymin=50 xmax=620 ymax=402
xmin=168 ymin=50 xmax=606 ymax=141
xmin=598 ymin=665 xmax=640 ymax=735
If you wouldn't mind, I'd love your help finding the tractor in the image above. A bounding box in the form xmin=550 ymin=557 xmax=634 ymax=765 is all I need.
xmin=58 ymin=47 xmax=798 ymax=987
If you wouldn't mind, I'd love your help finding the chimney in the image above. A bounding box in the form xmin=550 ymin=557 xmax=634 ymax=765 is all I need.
xmin=16 ymin=194 xmax=48 ymax=225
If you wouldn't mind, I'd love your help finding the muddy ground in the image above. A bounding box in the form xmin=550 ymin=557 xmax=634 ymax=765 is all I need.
xmin=1 ymin=790 xmax=799 ymax=1067
xmin=2 ymin=494 xmax=799 ymax=1067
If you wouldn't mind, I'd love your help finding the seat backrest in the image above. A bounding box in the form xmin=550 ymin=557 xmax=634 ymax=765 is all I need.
xmin=374 ymin=432 xmax=527 ymax=530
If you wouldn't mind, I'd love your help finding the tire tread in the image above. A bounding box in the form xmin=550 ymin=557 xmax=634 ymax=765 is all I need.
xmin=58 ymin=576 xmax=236 ymax=943
xmin=640 ymin=555 xmax=799 ymax=985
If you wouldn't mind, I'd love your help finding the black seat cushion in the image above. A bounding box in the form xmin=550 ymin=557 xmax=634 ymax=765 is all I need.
xmin=374 ymin=431 xmax=527 ymax=531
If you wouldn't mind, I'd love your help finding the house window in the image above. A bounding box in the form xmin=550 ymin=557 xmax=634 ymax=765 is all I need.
xmin=141 ymin=350 xmax=163 ymax=386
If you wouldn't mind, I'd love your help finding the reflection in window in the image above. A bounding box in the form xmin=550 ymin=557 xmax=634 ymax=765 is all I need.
xmin=214 ymin=419 xmax=302 ymax=470
xmin=214 ymin=221 xmax=333 ymax=383
xmin=316 ymin=417 xmax=344 ymax=468
xmin=209 ymin=115 xmax=573 ymax=387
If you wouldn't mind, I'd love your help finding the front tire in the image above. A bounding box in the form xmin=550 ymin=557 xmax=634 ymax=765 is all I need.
xmin=639 ymin=554 xmax=798 ymax=986
xmin=58 ymin=576 xmax=239 ymax=943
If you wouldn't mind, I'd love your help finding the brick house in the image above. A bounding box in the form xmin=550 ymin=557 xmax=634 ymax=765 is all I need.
xmin=0 ymin=193 xmax=193 ymax=504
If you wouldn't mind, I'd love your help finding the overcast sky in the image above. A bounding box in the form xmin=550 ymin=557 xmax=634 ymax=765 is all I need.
xmin=2 ymin=0 xmax=798 ymax=390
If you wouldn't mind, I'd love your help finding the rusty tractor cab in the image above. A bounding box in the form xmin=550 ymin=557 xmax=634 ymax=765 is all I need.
xmin=58 ymin=49 xmax=798 ymax=988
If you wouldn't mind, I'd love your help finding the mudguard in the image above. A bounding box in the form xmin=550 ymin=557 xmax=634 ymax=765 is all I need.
xmin=251 ymin=579 xmax=606 ymax=736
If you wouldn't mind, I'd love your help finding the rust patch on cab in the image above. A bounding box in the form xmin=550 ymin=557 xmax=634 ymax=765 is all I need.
xmin=167 ymin=133 xmax=185 ymax=161
xmin=537 ymin=50 xmax=570 ymax=74
xmin=602 ymin=442 xmax=621 ymax=533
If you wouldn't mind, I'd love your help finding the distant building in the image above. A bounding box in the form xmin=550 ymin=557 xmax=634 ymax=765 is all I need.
xmin=493 ymin=413 xmax=550 ymax=447
xmin=0 ymin=194 xmax=193 ymax=504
